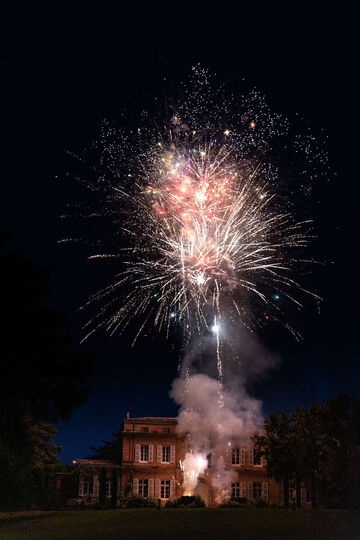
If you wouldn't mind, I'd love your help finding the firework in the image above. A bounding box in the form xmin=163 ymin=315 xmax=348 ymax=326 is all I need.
xmin=180 ymin=452 xmax=208 ymax=496
xmin=78 ymin=69 xmax=322 ymax=345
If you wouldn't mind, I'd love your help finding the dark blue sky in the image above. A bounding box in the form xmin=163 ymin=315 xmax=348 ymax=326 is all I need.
xmin=2 ymin=5 xmax=359 ymax=464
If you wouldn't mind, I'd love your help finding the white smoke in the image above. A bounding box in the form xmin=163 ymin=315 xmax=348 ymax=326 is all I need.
xmin=171 ymin=374 xmax=263 ymax=446
xmin=170 ymin=373 xmax=264 ymax=501
xmin=170 ymin=325 xmax=280 ymax=502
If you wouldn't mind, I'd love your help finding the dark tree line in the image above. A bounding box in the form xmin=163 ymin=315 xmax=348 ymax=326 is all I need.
xmin=254 ymin=393 xmax=360 ymax=509
xmin=0 ymin=242 xmax=93 ymax=510
xmin=90 ymin=432 xmax=122 ymax=462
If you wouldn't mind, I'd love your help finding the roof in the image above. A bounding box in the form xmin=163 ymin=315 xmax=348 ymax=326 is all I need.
xmin=72 ymin=459 xmax=120 ymax=467
xmin=124 ymin=417 xmax=177 ymax=424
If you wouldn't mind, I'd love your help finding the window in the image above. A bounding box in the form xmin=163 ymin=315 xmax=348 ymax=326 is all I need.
xmin=139 ymin=479 xmax=148 ymax=498
xmin=140 ymin=445 xmax=149 ymax=462
xmin=162 ymin=428 xmax=170 ymax=434
xmin=253 ymin=450 xmax=261 ymax=466
xmin=253 ymin=482 xmax=262 ymax=499
xmin=141 ymin=427 xmax=148 ymax=433
xmin=160 ymin=480 xmax=170 ymax=499
xmin=289 ymin=483 xmax=296 ymax=503
xmin=232 ymin=448 xmax=240 ymax=465
xmin=105 ymin=478 xmax=112 ymax=497
xmin=162 ymin=446 xmax=170 ymax=462
xmin=83 ymin=477 xmax=94 ymax=495
xmin=231 ymin=482 xmax=240 ymax=498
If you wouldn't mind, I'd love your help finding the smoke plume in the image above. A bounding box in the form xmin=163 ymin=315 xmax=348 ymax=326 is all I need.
xmin=170 ymin=328 xmax=279 ymax=502
xmin=171 ymin=372 xmax=263 ymax=501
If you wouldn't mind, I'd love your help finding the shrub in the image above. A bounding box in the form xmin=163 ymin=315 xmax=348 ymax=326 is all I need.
xmin=66 ymin=497 xmax=84 ymax=508
xmin=41 ymin=491 xmax=65 ymax=511
xmin=219 ymin=497 xmax=249 ymax=508
xmin=232 ymin=497 xmax=248 ymax=505
xmin=255 ymin=498 xmax=269 ymax=508
xmin=165 ymin=496 xmax=205 ymax=508
xmin=124 ymin=495 xmax=157 ymax=508
xmin=66 ymin=496 xmax=99 ymax=509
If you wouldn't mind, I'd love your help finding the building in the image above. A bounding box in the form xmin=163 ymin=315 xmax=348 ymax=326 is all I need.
xmin=73 ymin=413 xmax=308 ymax=506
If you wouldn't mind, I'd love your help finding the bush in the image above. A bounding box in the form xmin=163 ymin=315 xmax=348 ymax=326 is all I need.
xmin=66 ymin=496 xmax=95 ymax=509
xmin=219 ymin=497 xmax=249 ymax=508
xmin=255 ymin=498 xmax=269 ymax=508
xmin=66 ymin=495 xmax=158 ymax=510
xmin=165 ymin=496 xmax=205 ymax=508
xmin=123 ymin=495 xmax=157 ymax=508
xmin=65 ymin=498 xmax=83 ymax=508
xmin=232 ymin=497 xmax=248 ymax=505
xmin=41 ymin=491 xmax=65 ymax=511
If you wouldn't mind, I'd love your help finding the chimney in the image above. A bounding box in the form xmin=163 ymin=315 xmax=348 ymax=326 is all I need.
xmin=126 ymin=411 xmax=130 ymax=419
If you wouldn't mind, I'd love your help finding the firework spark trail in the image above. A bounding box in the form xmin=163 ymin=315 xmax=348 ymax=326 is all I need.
xmin=81 ymin=148 xmax=319 ymax=344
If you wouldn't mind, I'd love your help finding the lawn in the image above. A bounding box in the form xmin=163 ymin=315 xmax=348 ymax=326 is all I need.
xmin=0 ymin=508 xmax=359 ymax=540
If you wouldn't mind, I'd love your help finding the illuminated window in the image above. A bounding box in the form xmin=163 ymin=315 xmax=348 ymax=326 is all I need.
xmin=140 ymin=445 xmax=149 ymax=462
xmin=160 ymin=480 xmax=170 ymax=499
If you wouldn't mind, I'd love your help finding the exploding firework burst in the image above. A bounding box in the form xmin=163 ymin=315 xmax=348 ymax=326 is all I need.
xmin=62 ymin=67 xmax=325 ymax=345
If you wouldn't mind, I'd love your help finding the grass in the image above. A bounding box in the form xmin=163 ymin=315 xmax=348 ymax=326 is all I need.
xmin=0 ymin=508 xmax=359 ymax=540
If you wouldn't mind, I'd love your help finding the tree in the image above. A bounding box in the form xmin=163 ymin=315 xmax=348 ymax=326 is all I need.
xmin=0 ymin=245 xmax=93 ymax=509
xmin=111 ymin=468 xmax=118 ymax=508
xmin=315 ymin=394 xmax=360 ymax=508
xmin=90 ymin=432 xmax=122 ymax=462
xmin=0 ymin=417 xmax=60 ymax=510
xmin=290 ymin=405 xmax=322 ymax=508
xmin=0 ymin=250 xmax=93 ymax=426
xmin=254 ymin=412 xmax=296 ymax=507
xmin=99 ymin=467 xmax=107 ymax=507
xmin=255 ymin=394 xmax=360 ymax=509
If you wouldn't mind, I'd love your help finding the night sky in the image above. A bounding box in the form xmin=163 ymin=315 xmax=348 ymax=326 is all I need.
xmin=2 ymin=5 xmax=359 ymax=464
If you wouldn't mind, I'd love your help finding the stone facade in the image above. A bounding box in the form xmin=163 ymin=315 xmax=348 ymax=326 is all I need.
xmin=73 ymin=414 xmax=304 ymax=506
